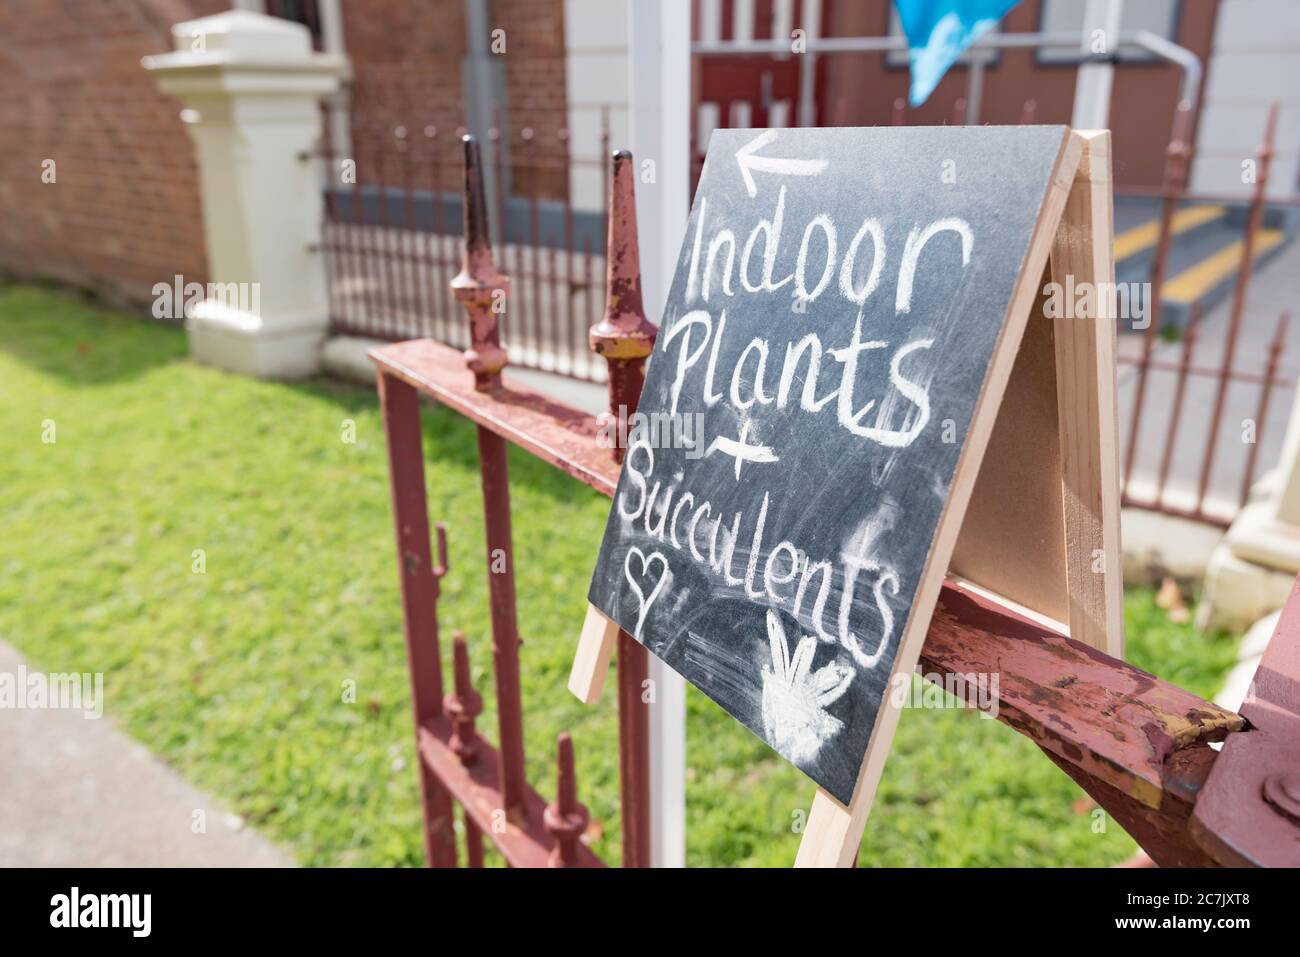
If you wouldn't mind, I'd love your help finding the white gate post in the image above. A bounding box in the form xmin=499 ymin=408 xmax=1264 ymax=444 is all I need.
xmin=629 ymin=0 xmax=691 ymax=868
xmin=1202 ymin=384 xmax=1300 ymax=630
xmin=143 ymin=10 xmax=346 ymax=379
xmin=1071 ymin=0 xmax=1125 ymax=130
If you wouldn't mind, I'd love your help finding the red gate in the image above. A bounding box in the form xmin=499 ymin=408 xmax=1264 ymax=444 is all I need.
xmin=372 ymin=134 xmax=1300 ymax=868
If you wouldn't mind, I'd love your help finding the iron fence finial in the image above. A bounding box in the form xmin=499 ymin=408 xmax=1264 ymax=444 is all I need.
xmin=451 ymin=133 xmax=510 ymax=390
xmin=544 ymin=733 xmax=590 ymax=867
xmin=590 ymin=149 xmax=657 ymax=462
xmin=445 ymin=631 xmax=483 ymax=766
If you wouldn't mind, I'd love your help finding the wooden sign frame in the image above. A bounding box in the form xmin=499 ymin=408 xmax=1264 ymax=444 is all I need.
xmin=569 ymin=129 xmax=1123 ymax=867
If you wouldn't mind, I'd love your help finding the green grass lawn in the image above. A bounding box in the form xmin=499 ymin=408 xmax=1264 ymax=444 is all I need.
xmin=0 ymin=283 xmax=1242 ymax=867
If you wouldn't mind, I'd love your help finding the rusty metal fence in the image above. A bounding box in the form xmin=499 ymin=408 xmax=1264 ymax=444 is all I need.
xmin=1118 ymin=103 xmax=1297 ymax=527
xmin=321 ymin=73 xmax=612 ymax=383
xmin=370 ymin=138 xmax=650 ymax=867
xmin=370 ymin=134 xmax=1300 ymax=868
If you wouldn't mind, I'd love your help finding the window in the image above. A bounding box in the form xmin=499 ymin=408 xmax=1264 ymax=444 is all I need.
xmin=265 ymin=0 xmax=325 ymax=52
xmin=1038 ymin=0 xmax=1179 ymax=64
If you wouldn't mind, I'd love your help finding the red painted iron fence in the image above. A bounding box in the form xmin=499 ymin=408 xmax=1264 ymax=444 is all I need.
xmin=370 ymin=132 xmax=1300 ymax=868
xmin=320 ymin=71 xmax=613 ymax=383
xmin=1117 ymin=103 xmax=1298 ymax=527
xmin=371 ymin=137 xmax=651 ymax=867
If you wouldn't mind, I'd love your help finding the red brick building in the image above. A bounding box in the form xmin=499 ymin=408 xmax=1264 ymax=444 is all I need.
xmin=2 ymin=0 xmax=1290 ymax=313
xmin=0 ymin=0 xmax=228 ymax=306
xmin=0 ymin=0 xmax=570 ymax=308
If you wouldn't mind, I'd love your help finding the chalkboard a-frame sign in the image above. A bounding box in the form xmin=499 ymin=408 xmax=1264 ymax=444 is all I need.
xmin=570 ymin=126 xmax=1123 ymax=866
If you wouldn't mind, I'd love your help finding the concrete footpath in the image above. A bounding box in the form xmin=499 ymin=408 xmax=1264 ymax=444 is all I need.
xmin=0 ymin=639 xmax=292 ymax=867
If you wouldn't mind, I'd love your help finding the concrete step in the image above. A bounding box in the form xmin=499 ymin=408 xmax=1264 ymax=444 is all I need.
xmin=1111 ymin=198 xmax=1292 ymax=331
xmin=1113 ymin=202 xmax=1227 ymax=267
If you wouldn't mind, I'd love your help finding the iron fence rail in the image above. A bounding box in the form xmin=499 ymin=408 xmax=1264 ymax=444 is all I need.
xmin=372 ymin=140 xmax=1297 ymax=868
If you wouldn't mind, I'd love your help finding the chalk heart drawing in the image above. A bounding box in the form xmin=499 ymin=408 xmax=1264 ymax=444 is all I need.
xmin=624 ymin=547 xmax=669 ymax=640
xmin=760 ymin=610 xmax=854 ymax=765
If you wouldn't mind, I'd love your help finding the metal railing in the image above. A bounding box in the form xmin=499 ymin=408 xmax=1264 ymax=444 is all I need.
xmin=320 ymin=72 xmax=612 ymax=383
xmin=1119 ymin=104 xmax=1295 ymax=526
xmin=371 ymin=138 xmax=1298 ymax=868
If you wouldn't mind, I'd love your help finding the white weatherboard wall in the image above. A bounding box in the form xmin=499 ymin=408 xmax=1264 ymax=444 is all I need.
xmin=565 ymin=0 xmax=632 ymax=211
xmin=1191 ymin=0 xmax=1300 ymax=200
xmin=143 ymin=11 xmax=346 ymax=379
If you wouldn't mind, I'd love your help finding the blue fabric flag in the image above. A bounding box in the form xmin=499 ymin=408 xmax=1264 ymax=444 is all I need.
xmin=895 ymin=0 xmax=1022 ymax=107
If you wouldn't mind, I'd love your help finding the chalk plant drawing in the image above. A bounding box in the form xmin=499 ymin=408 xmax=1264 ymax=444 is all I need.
xmin=760 ymin=610 xmax=855 ymax=764
xmin=623 ymin=547 xmax=670 ymax=640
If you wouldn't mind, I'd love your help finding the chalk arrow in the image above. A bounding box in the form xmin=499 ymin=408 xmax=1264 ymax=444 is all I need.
xmin=735 ymin=130 xmax=828 ymax=198
xmin=707 ymin=421 xmax=779 ymax=480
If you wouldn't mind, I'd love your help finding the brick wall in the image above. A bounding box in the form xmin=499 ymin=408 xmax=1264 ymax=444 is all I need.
xmin=491 ymin=0 xmax=568 ymax=200
xmin=0 ymin=0 xmax=227 ymax=309
xmin=340 ymin=0 xmax=468 ymax=192
xmin=0 ymin=0 xmax=572 ymax=312
xmin=338 ymin=0 xmax=569 ymax=201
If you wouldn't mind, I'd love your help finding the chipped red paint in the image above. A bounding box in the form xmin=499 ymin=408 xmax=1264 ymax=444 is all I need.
xmin=375 ymin=137 xmax=1300 ymax=869
xmin=1191 ymin=575 xmax=1300 ymax=867
xmin=373 ymin=147 xmax=657 ymax=868
xmin=477 ymin=426 xmax=529 ymax=820
xmin=376 ymin=338 xmax=618 ymax=494
xmin=1046 ymin=745 xmax=1221 ymax=867
xmin=924 ymin=583 xmax=1243 ymax=811
xmin=377 ymin=372 xmax=457 ymax=867
xmin=375 ymin=330 xmax=1272 ymax=864
xmin=417 ymin=718 xmax=604 ymax=868
xmin=590 ymin=150 xmax=658 ymax=464
xmin=450 ymin=135 xmax=510 ymax=391
xmin=617 ymin=632 xmax=652 ymax=868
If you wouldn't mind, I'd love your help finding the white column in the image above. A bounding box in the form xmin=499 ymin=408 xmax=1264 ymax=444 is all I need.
xmin=1203 ymin=362 xmax=1300 ymax=630
xmin=629 ymin=0 xmax=691 ymax=868
xmin=143 ymin=10 xmax=346 ymax=379
xmin=1225 ymin=385 xmax=1300 ymax=568
xmin=1071 ymin=0 xmax=1124 ymax=130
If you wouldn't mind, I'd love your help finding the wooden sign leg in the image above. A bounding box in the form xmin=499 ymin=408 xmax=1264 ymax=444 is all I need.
xmin=1049 ymin=129 xmax=1124 ymax=659
xmin=568 ymin=603 xmax=620 ymax=704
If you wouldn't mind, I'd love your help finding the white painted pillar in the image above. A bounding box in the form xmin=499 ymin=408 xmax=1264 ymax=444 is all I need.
xmin=143 ymin=11 xmax=346 ymax=379
xmin=1224 ymin=384 xmax=1300 ymax=569
xmin=629 ymin=0 xmax=691 ymax=868
xmin=1071 ymin=0 xmax=1124 ymax=130
xmin=1203 ymin=360 xmax=1300 ymax=630
xmin=1269 ymin=388 xmax=1300 ymax=528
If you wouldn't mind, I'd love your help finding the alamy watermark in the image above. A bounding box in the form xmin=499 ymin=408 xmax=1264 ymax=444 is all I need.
xmin=1042 ymin=277 xmax=1151 ymax=329
xmin=0 ymin=667 xmax=103 ymax=719
xmin=50 ymin=887 xmax=150 ymax=937
xmin=889 ymin=670 xmax=999 ymax=717
xmin=597 ymin=407 xmax=707 ymax=459
xmin=151 ymin=274 xmax=261 ymax=321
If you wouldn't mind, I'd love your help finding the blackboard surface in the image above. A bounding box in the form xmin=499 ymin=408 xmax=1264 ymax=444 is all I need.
xmin=588 ymin=125 xmax=1071 ymax=804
